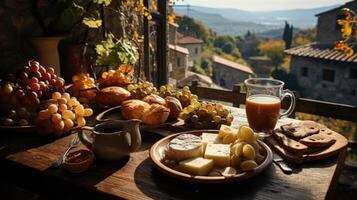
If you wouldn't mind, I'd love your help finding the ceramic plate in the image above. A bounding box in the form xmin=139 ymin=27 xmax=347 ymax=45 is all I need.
xmin=150 ymin=130 xmax=273 ymax=183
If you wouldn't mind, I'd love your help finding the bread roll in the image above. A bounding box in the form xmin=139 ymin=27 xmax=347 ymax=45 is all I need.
xmin=142 ymin=104 xmax=170 ymax=125
xmin=121 ymin=99 xmax=150 ymax=120
xmin=164 ymin=96 xmax=182 ymax=119
xmin=142 ymin=94 xmax=166 ymax=105
xmin=96 ymin=87 xmax=131 ymax=106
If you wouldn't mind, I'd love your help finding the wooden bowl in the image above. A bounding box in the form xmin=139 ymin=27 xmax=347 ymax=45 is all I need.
xmin=149 ymin=130 xmax=273 ymax=183
xmin=62 ymin=149 xmax=94 ymax=173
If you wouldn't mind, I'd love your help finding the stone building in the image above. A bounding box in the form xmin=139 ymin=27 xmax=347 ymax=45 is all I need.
xmin=247 ymin=56 xmax=273 ymax=78
xmin=177 ymin=36 xmax=203 ymax=67
xmin=168 ymin=44 xmax=189 ymax=80
xmin=168 ymin=22 xmax=190 ymax=81
xmin=285 ymin=0 xmax=357 ymax=106
xmin=212 ymin=55 xmax=254 ymax=89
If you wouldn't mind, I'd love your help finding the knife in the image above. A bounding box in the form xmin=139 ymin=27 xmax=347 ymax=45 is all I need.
xmin=273 ymin=153 xmax=293 ymax=175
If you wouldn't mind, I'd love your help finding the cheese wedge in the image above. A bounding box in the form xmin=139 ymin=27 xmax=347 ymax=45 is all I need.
xmin=165 ymin=134 xmax=203 ymax=161
xmin=201 ymin=133 xmax=222 ymax=151
xmin=204 ymin=143 xmax=230 ymax=167
xmin=179 ymin=157 xmax=214 ymax=176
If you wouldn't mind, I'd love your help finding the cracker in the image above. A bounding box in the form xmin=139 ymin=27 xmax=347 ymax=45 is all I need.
xmin=281 ymin=121 xmax=320 ymax=139
xmin=299 ymin=134 xmax=336 ymax=148
xmin=273 ymin=130 xmax=308 ymax=154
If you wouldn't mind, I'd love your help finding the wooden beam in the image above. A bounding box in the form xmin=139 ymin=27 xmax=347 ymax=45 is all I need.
xmin=156 ymin=0 xmax=168 ymax=86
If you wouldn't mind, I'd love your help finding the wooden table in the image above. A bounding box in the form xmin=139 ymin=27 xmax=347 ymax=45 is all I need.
xmin=0 ymin=108 xmax=347 ymax=200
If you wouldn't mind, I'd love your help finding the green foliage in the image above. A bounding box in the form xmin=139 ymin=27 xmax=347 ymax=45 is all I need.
xmin=222 ymin=42 xmax=234 ymax=54
xmin=83 ymin=17 xmax=102 ymax=28
xmin=191 ymin=64 xmax=207 ymax=76
xmin=282 ymin=21 xmax=293 ymax=49
xmin=271 ymin=67 xmax=300 ymax=91
xmin=236 ymin=31 xmax=260 ymax=58
xmin=177 ymin=16 xmax=212 ymax=41
xmin=93 ymin=0 xmax=112 ymax=6
xmin=201 ymin=58 xmax=213 ymax=76
xmin=95 ymin=34 xmax=138 ymax=67
xmin=293 ymin=28 xmax=316 ymax=47
xmin=258 ymin=39 xmax=285 ymax=67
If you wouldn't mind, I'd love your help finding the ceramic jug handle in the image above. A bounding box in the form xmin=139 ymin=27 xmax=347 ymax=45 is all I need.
xmin=126 ymin=119 xmax=142 ymax=152
xmin=78 ymin=126 xmax=94 ymax=149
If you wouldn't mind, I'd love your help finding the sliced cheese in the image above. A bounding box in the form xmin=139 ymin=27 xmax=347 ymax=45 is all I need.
xmin=201 ymin=133 xmax=222 ymax=151
xmin=179 ymin=157 xmax=214 ymax=176
xmin=204 ymin=143 xmax=230 ymax=167
xmin=218 ymin=125 xmax=237 ymax=139
xmin=165 ymin=134 xmax=203 ymax=161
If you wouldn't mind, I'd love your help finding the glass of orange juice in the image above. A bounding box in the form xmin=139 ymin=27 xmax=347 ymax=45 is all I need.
xmin=244 ymin=78 xmax=295 ymax=138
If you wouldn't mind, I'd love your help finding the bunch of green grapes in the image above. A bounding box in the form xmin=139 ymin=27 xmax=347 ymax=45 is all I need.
xmin=179 ymin=101 xmax=234 ymax=129
xmin=159 ymin=85 xmax=197 ymax=108
xmin=127 ymin=81 xmax=158 ymax=99
xmin=36 ymin=92 xmax=93 ymax=137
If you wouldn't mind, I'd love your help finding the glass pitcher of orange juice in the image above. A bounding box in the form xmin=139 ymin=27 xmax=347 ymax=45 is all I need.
xmin=244 ymin=78 xmax=295 ymax=137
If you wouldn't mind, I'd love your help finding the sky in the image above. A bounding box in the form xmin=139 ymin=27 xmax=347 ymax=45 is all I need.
xmin=174 ymin=0 xmax=352 ymax=11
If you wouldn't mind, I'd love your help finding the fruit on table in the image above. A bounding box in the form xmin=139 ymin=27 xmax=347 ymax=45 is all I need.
xmin=159 ymin=85 xmax=196 ymax=108
xmin=127 ymin=81 xmax=157 ymax=99
xmin=99 ymin=64 xmax=134 ymax=86
xmin=179 ymin=101 xmax=234 ymax=129
xmin=36 ymin=92 xmax=93 ymax=136
xmin=71 ymin=73 xmax=97 ymax=103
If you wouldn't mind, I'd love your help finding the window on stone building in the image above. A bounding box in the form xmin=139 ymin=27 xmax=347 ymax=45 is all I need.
xmin=301 ymin=67 xmax=308 ymax=77
xmin=322 ymin=69 xmax=335 ymax=82
xmin=177 ymin=58 xmax=181 ymax=67
xmin=350 ymin=69 xmax=357 ymax=79
xmin=195 ymin=47 xmax=198 ymax=54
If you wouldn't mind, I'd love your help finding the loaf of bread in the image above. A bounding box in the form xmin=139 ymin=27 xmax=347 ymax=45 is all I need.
xmin=142 ymin=94 xmax=166 ymax=105
xmin=96 ymin=86 xmax=131 ymax=106
xmin=121 ymin=99 xmax=150 ymax=120
xmin=142 ymin=104 xmax=170 ymax=125
xmin=164 ymin=96 xmax=182 ymax=119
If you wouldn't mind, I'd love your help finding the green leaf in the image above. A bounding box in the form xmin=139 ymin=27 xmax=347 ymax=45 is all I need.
xmin=83 ymin=17 xmax=102 ymax=28
xmin=93 ymin=0 xmax=112 ymax=6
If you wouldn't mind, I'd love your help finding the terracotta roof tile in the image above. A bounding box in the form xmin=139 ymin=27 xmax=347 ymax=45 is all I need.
xmin=284 ymin=43 xmax=357 ymax=63
xmin=178 ymin=36 xmax=204 ymax=44
xmin=212 ymin=55 xmax=254 ymax=74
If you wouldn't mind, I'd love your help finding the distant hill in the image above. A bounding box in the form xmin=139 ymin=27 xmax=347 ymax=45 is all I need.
xmin=174 ymin=4 xmax=340 ymax=36
xmin=175 ymin=9 xmax=278 ymax=36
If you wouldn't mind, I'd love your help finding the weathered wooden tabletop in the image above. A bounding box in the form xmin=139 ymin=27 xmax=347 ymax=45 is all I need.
xmin=0 ymin=108 xmax=346 ymax=200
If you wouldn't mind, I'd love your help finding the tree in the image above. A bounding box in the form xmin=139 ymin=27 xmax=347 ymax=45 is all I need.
xmin=282 ymin=21 xmax=293 ymax=49
xmin=201 ymin=58 xmax=213 ymax=77
xmin=177 ymin=16 xmax=211 ymax=41
xmin=293 ymin=28 xmax=316 ymax=47
xmin=258 ymin=39 xmax=285 ymax=67
xmin=222 ymin=42 xmax=234 ymax=54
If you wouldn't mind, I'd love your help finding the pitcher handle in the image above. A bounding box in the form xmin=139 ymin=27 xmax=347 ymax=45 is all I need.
xmin=78 ymin=126 xmax=94 ymax=149
xmin=280 ymin=89 xmax=296 ymax=118
xmin=124 ymin=119 xmax=142 ymax=152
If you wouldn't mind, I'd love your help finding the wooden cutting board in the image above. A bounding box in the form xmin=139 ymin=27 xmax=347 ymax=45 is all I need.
xmin=267 ymin=126 xmax=348 ymax=164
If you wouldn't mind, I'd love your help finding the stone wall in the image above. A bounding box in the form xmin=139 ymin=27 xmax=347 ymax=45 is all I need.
xmin=316 ymin=1 xmax=357 ymax=45
xmin=179 ymin=43 xmax=202 ymax=66
xmin=290 ymin=56 xmax=357 ymax=106
xmin=212 ymin=63 xmax=250 ymax=89
xmin=169 ymin=49 xmax=188 ymax=80
xmin=0 ymin=0 xmax=40 ymax=75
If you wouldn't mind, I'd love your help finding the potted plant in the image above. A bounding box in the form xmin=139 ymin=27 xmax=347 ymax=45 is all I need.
xmin=31 ymin=0 xmax=81 ymax=75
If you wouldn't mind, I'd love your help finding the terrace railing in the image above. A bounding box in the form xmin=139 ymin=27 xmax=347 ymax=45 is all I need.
xmin=190 ymin=80 xmax=357 ymax=148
